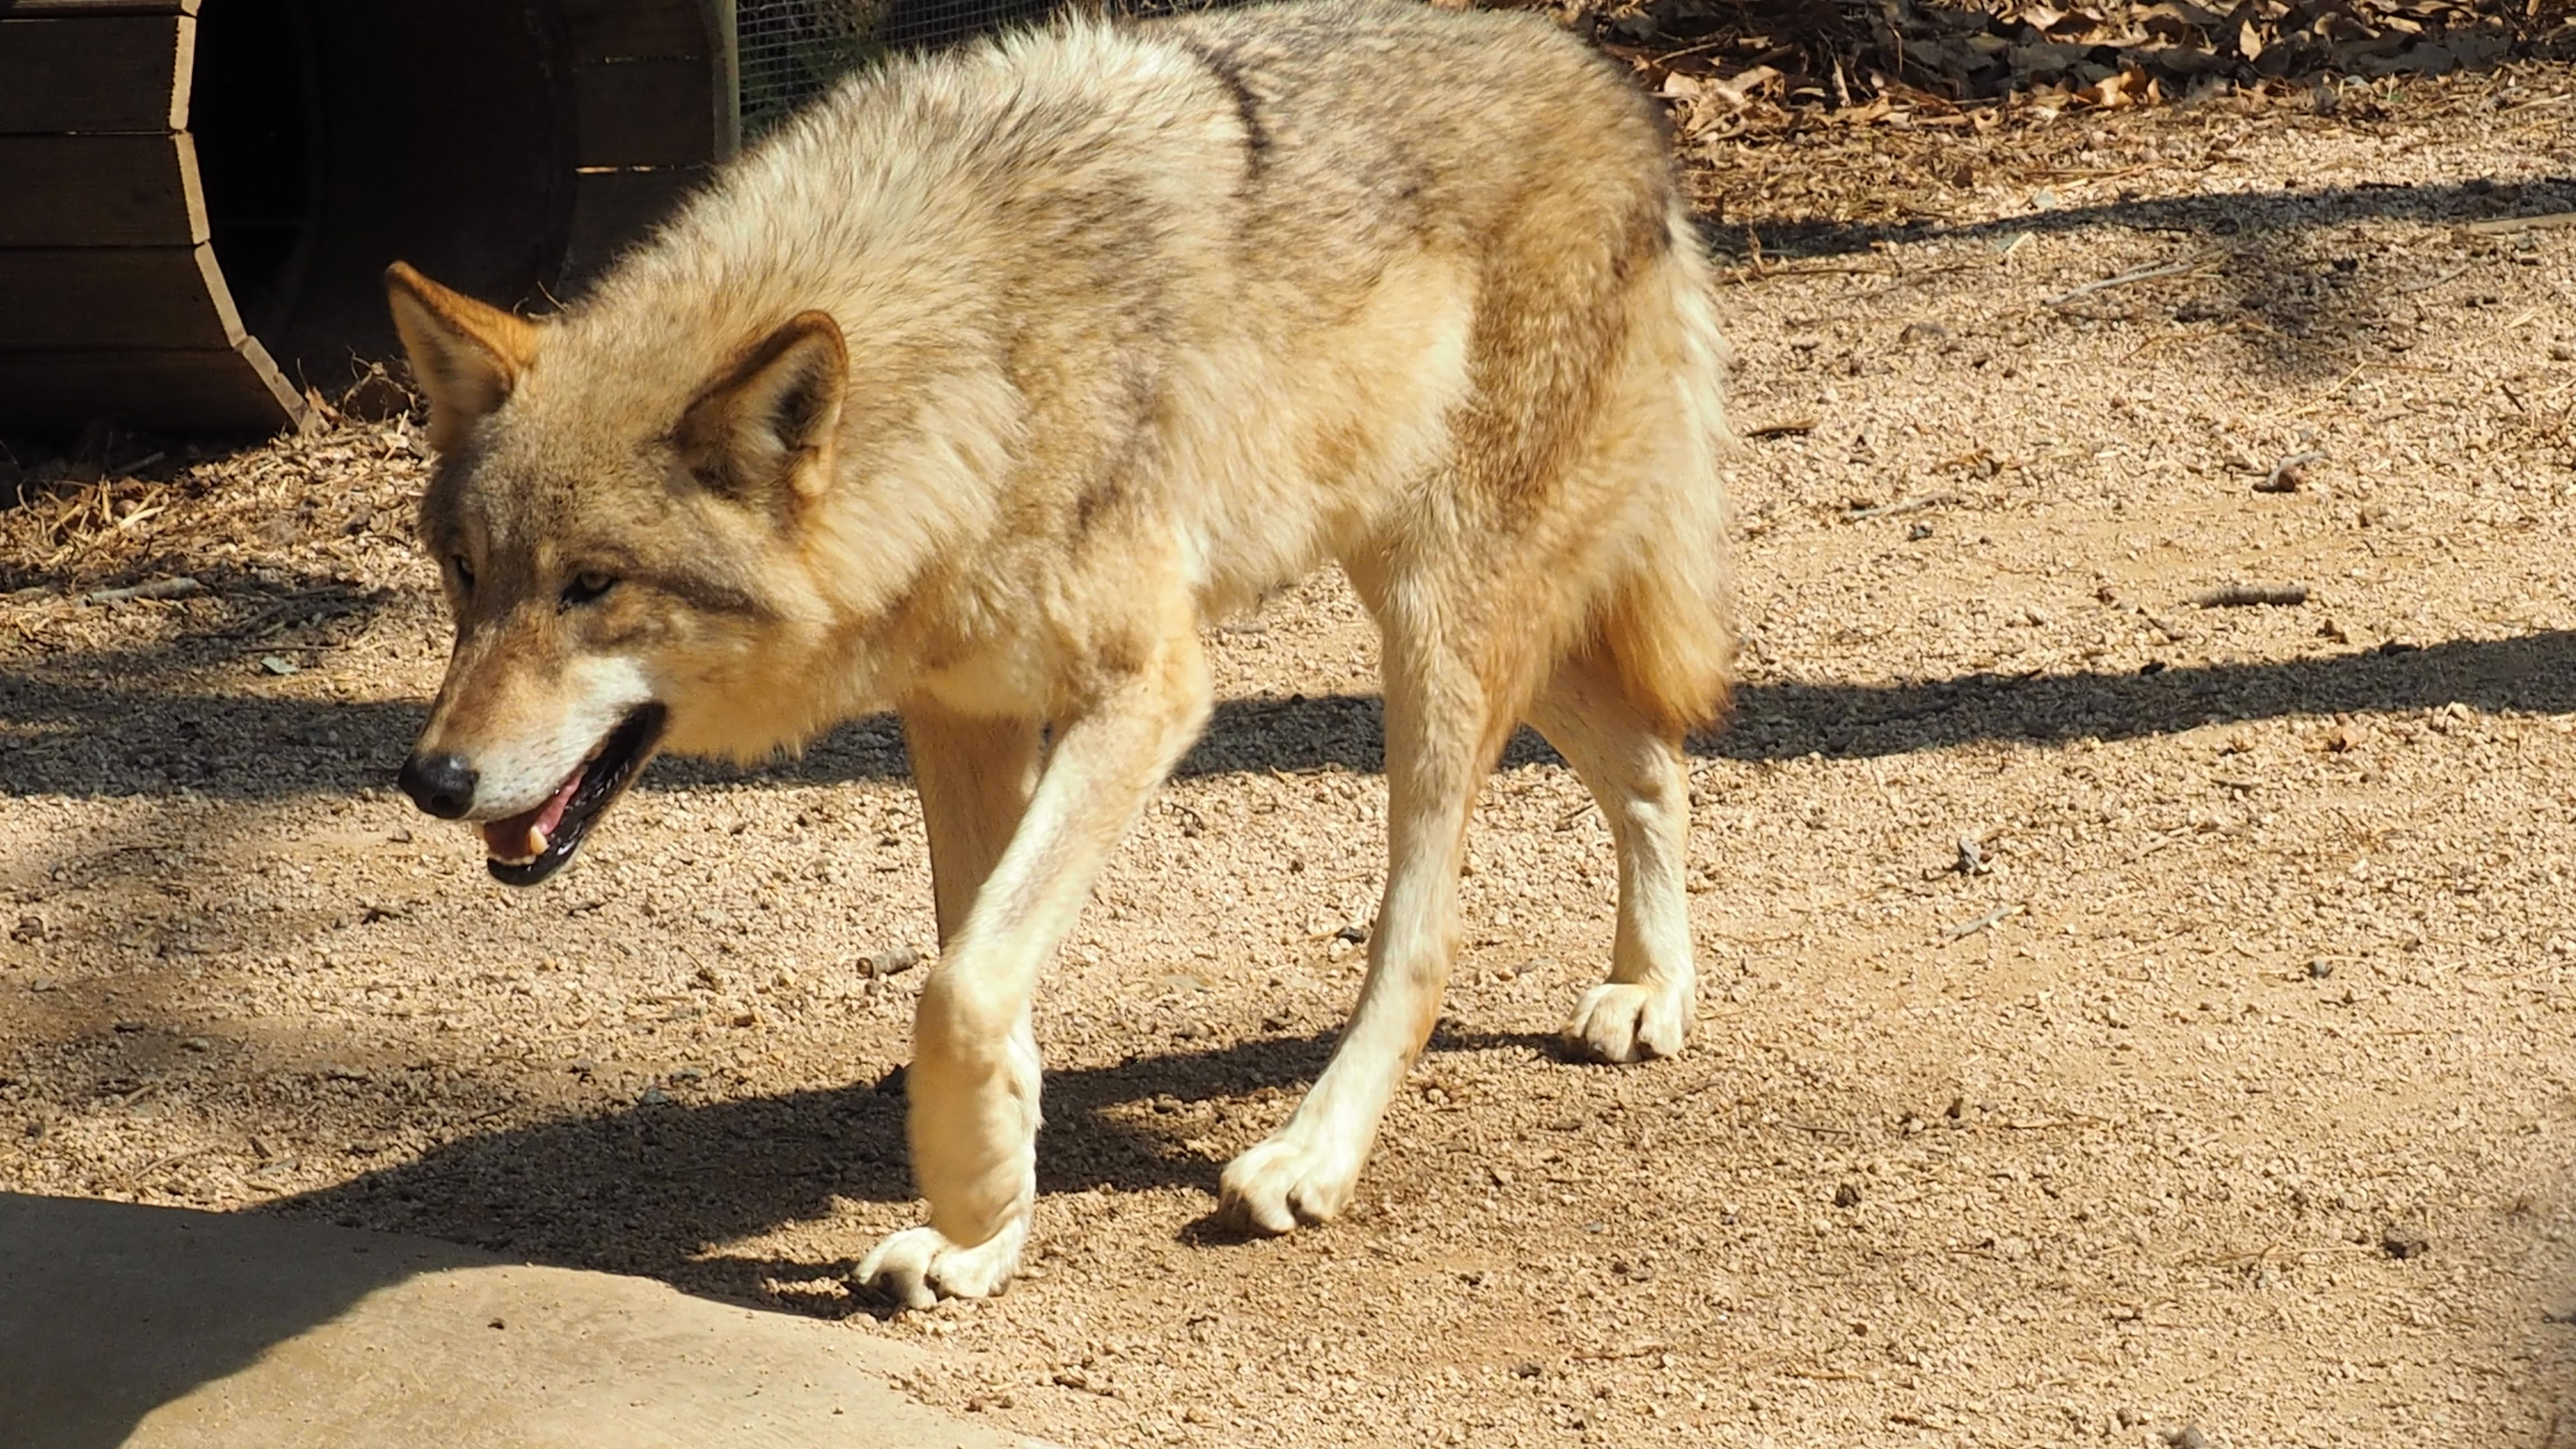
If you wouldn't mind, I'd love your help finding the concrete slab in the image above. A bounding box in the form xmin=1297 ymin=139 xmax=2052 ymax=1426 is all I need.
xmin=0 ymin=1193 xmax=1028 ymax=1449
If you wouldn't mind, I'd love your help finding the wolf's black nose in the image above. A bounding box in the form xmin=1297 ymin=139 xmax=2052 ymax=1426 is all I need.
xmin=399 ymin=752 xmax=477 ymax=818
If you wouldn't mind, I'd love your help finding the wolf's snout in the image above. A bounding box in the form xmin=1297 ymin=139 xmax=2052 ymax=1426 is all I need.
xmin=399 ymin=752 xmax=479 ymax=819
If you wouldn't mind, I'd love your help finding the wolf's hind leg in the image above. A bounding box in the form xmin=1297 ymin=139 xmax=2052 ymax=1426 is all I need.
xmin=860 ymin=622 xmax=1211 ymax=1308
xmin=1220 ymin=583 xmax=1528 ymax=1235
xmin=1526 ymin=652 xmax=1698 ymax=1063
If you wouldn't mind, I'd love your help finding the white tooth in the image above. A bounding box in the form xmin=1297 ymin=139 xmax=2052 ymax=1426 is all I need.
xmin=527 ymin=825 xmax=551 ymax=858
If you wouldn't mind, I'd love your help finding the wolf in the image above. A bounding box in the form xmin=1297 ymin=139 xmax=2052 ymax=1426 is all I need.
xmin=386 ymin=0 xmax=1735 ymax=1307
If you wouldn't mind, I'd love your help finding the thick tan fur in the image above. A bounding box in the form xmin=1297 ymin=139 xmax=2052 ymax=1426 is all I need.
xmin=390 ymin=0 xmax=1735 ymax=1307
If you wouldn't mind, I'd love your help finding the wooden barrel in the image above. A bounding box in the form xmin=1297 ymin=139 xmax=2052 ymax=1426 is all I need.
xmin=0 ymin=0 xmax=736 ymax=436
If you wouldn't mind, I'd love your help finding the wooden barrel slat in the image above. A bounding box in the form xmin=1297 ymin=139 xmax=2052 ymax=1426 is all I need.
xmin=0 ymin=342 xmax=301 ymax=433
xmin=0 ymin=16 xmax=193 ymax=134
xmin=0 ymin=134 xmax=207 ymax=247
xmin=0 ymin=244 xmax=244 ymax=350
xmin=560 ymin=0 xmax=708 ymax=61
xmin=574 ymin=57 xmax=721 ymax=168
xmin=563 ymin=165 xmax=709 ymax=281
xmin=0 ymin=1 xmax=198 ymax=16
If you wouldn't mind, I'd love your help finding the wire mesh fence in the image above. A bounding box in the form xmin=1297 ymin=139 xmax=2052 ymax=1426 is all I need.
xmin=736 ymin=0 xmax=1248 ymax=137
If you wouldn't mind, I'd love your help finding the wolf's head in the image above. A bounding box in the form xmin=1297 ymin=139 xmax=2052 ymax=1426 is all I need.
xmin=384 ymin=262 xmax=851 ymax=885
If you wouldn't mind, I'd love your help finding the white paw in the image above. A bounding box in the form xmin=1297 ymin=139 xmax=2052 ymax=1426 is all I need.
xmin=1562 ymin=980 xmax=1692 ymax=1064
xmin=855 ymin=1216 xmax=1027 ymax=1310
xmin=1219 ymin=1131 xmax=1364 ymax=1236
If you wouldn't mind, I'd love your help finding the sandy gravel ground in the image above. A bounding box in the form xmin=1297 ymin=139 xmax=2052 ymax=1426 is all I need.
xmin=3 ymin=67 xmax=2575 ymax=1448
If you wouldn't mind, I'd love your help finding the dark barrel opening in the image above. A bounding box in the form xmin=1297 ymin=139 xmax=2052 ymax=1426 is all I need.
xmin=188 ymin=0 xmax=321 ymax=339
xmin=190 ymin=1 xmax=577 ymax=394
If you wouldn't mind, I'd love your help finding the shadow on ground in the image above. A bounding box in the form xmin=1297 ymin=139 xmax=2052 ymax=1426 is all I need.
xmin=1704 ymin=171 xmax=2576 ymax=378
xmin=1 ymin=628 xmax=2568 ymax=799
xmin=0 ymin=1012 xmax=1547 ymax=1447
xmin=259 ymin=1021 xmax=1552 ymax=1316
xmin=1706 ymin=173 xmax=2576 ymax=263
xmin=0 ymin=1192 xmax=497 ymax=1449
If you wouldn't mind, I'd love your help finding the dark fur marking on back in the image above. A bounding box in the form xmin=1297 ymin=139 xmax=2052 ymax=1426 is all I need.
xmin=1180 ymin=39 xmax=1268 ymax=176
xmin=1069 ymin=356 xmax=1162 ymax=543
xmin=1611 ymin=190 xmax=1672 ymax=285
xmin=1072 ymin=473 xmax=1125 ymax=538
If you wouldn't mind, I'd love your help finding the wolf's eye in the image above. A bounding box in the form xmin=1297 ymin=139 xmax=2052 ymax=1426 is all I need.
xmin=561 ymin=571 xmax=618 ymax=608
xmin=450 ymin=555 xmax=475 ymax=592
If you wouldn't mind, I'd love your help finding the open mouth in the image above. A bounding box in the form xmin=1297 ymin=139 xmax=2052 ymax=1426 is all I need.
xmin=481 ymin=704 xmax=667 ymax=887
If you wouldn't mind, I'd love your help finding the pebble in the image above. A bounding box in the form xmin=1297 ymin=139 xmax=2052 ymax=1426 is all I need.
xmin=2165 ymin=1427 xmax=2209 ymax=1449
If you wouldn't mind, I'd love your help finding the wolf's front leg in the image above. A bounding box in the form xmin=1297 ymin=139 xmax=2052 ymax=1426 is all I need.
xmin=856 ymin=1005 xmax=1043 ymax=1308
xmin=858 ymin=626 xmax=1212 ymax=1308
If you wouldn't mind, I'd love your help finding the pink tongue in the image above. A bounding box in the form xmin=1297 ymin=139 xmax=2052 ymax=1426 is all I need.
xmin=480 ymin=767 xmax=584 ymax=858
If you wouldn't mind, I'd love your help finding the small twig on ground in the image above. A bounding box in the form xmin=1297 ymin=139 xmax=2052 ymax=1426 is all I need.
xmin=1721 ymin=258 xmax=1898 ymax=286
xmin=2134 ymin=606 xmax=2186 ymax=642
xmin=1943 ymin=904 xmax=2021 ymax=941
xmin=2284 ymin=361 xmax=2375 ymax=419
xmin=110 ymin=1143 xmax=221 ymax=1192
xmin=1570 ymin=1343 xmax=1674 ymax=1362
xmin=1846 ymin=493 xmax=1960 ymax=522
xmin=2397 ymin=265 xmax=2471 ymax=294
xmin=1743 ymin=417 xmax=1817 ymax=439
xmin=2466 ymin=211 xmax=2576 ymax=236
xmin=2255 ymin=451 xmax=2326 ymax=493
xmin=2193 ymin=583 xmax=2309 ymax=608
xmin=2042 ymin=253 xmax=2215 ymax=307
xmin=82 ymin=575 xmax=201 ymax=605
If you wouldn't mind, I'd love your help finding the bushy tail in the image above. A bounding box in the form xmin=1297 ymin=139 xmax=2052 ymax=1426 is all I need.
xmin=1599 ymin=203 xmax=1739 ymax=732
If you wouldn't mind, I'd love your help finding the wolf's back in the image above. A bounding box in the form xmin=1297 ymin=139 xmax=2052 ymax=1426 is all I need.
xmin=553 ymin=0 xmax=1735 ymax=733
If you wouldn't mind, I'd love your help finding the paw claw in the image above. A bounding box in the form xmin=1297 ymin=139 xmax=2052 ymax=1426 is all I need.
xmin=1563 ymin=981 xmax=1691 ymax=1064
xmin=855 ymin=1219 xmax=1026 ymax=1308
xmin=1219 ymin=1135 xmax=1360 ymax=1237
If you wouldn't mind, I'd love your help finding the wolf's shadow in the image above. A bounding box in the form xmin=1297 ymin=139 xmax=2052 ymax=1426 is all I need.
xmin=263 ymin=1020 xmax=1557 ymax=1315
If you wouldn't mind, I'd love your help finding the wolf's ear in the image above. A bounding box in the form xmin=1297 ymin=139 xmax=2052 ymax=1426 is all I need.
xmin=673 ymin=311 xmax=847 ymax=505
xmin=385 ymin=262 xmax=538 ymax=455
